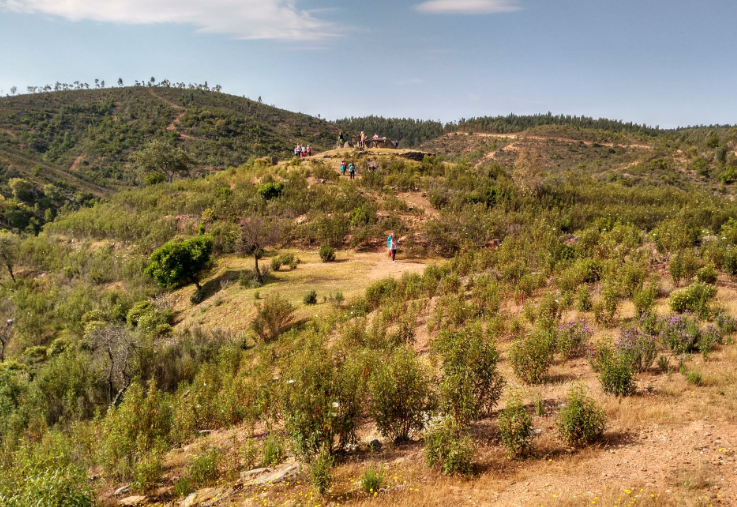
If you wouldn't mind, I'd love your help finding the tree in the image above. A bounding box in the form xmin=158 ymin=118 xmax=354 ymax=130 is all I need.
xmin=145 ymin=235 xmax=213 ymax=291
xmin=89 ymin=324 xmax=138 ymax=406
xmin=237 ymin=217 xmax=284 ymax=282
xmin=10 ymin=86 xmax=16 ymax=96
xmin=8 ymin=178 xmax=33 ymax=201
xmin=0 ymin=231 xmax=19 ymax=283
xmin=130 ymin=140 xmax=194 ymax=185
xmin=118 ymin=78 xmax=124 ymax=87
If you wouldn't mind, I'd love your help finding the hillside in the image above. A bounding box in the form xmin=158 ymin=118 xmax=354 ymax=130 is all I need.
xmin=0 ymin=86 xmax=344 ymax=232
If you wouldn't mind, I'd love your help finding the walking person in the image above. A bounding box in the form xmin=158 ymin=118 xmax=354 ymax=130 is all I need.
xmin=340 ymin=159 xmax=346 ymax=176
xmin=348 ymin=161 xmax=355 ymax=180
xmin=387 ymin=233 xmax=397 ymax=263
xmin=307 ymin=145 xmax=312 ymax=156
xmin=301 ymin=145 xmax=307 ymax=158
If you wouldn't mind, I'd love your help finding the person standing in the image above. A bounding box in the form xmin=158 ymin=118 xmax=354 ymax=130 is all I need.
xmin=360 ymin=131 xmax=366 ymax=148
xmin=340 ymin=160 xmax=346 ymax=176
xmin=307 ymin=145 xmax=312 ymax=156
xmin=387 ymin=233 xmax=397 ymax=263
xmin=349 ymin=161 xmax=355 ymax=180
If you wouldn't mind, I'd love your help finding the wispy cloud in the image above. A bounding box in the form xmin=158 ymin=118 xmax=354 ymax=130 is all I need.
xmin=0 ymin=0 xmax=338 ymax=41
xmin=415 ymin=0 xmax=520 ymax=14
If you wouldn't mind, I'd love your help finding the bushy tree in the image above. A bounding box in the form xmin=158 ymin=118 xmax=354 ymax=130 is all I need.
xmin=432 ymin=324 xmax=504 ymax=425
xmin=0 ymin=231 xmax=19 ymax=283
xmin=238 ymin=217 xmax=284 ymax=282
xmin=131 ymin=140 xmax=194 ymax=185
xmin=145 ymin=235 xmax=213 ymax=291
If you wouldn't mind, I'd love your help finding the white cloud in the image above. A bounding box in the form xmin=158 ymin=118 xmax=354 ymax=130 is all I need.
xmin=0 ymin=0 xmax=338 ymax=41
xmin=415 ymin=0 xmax=520 ymax=14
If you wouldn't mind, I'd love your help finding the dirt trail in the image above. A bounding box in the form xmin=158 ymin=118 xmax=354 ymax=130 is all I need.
xmin=69 ymin=154 xmax=84 ymax=171
xmin=1 ymin=128 xmax=17 ymax=140
xmin=148 ymin=88 xmax=183 ymax=110
xmin=148 ymin=88 xmax=199 ymax=140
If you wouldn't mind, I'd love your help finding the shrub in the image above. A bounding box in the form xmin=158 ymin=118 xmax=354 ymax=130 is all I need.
xmin=615 ymin=325 xmax=658 ymax=372
xmin=132 ymin=451 xmax=164 ymax=493
xmin=280 ymin=341 xmax=363 ymax=457
xmin=594 ymin=282 xmax=620 ymax=326
xmin=715 ymin=313 xmax=737 ymax=337
xmin=685 ymin=369 xmax=703 ymax=386
xmin=310 ymin=445 xmax=334 ymax=495
xmin=270 ymin=257 xmax=282 ymax=272
xmin=699 ymin=326 xmax=722 ymax=360
xmin=2 ymin=466 xmax=96 ymax=507
xmin=262 ymin=433 xmax=284 ymax=466
xmin=187 ymin=448 xmax=221 ymax=487
xmin=697 ymin=264 xmax=718 ymax=285
xmin=632 ymin=285 xmax=657 ymax=316
xmin=368 ymin=347 xmax=434 ymax=443
xmin=303 ymin=290 xmax=318 ymax=305
xmin=575 ymin=285 xmax=592 ymax=312
xmin=509 ymin=329 xmax=556 ymax=384
xmin=555 ymin=385 xmax=606 ymax=447
xmin=557 ymin=320 xmax=593 ymax=360
xmin=657 ymin=355 xmax=671 ymax=374
xmin=497 ymin=393 xmax=534 ymax=457
xmin=360 ymin=464 xmax=385 ymax=494
xmin=599 ymin=354 xmax=637 ymax=396
xmin=669 ymin=282 xmax=717 ymax=318
xmin=432 ymin=325 xmax=505 ymax=425
xmin=724 ymin=248 xmax=737 ymax=276
xmin=319 ymin=245 xmax=336 ymax=262
xmin=661 ymin=313 xmax=700 ymax=354
xmin=424 ymin=419 xmax=475 ymax=475
xmin=251 ymin=294 xmax=295 ymax=342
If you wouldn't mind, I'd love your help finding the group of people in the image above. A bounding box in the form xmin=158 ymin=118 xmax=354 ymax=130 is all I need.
xmin=340 ymin=159 xmax=356 ymax=180
xmin=357 ymin=131 xmax=382 ymax=148
xmin=294 ymin=144 xmax=312 ymax=158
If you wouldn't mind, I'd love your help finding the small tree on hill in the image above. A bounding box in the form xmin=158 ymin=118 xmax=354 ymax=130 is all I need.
xmin=145 ymin=235 xmax=213 ymax=292
xmin=131 ymin=140 xmax=194 ymax=185
xmin=238 ymin=216 xmax=285 ymax=282
xmin=0 ymin=230 xmax=20 ymax=284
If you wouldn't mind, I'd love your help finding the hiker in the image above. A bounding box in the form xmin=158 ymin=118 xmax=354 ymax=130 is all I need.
xmin=338 ymin=131 xmax=346 ymax=147
xmin=301 ymin=145 xmax=307 ymax=157
xmin=360 ymin=131 xmax=366 ymax=148
xmin=307 ymin=145 xmax=312 ymax=156
xmin=348 ymin=161 xmax=356 ymax=180
xmin=294 ymin=144 xmax=300 ymax=157
xmin=394 ymin=140 xmax=399 ymax=149
xmin=387 ymin=234 xmax=397 ymax=263
xmin=373 ymin=133 xmax=379 ymax=140
xmin=340 ymin=160 xmax=346 ymax=176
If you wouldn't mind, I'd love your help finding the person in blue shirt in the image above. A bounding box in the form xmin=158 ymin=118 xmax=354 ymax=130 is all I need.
xmin=340 ymin=160 xmax=346 ymax=176
xmin=348 ymin=161 xmax=356 ymax=180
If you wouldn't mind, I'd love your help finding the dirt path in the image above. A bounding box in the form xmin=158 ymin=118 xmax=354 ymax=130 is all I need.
xmin=148 ymin=88 xmax=183 ymax=110
xmin=0 ymin=128 xmax=17 ymax=140
xmin=397 ymin=192 xmax=439 ymax=217
xmin=69 ymin=154 xmax=84 ymax=171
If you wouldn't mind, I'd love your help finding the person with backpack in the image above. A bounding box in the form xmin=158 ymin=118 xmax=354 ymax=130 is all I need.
xmin=348 ymin=161 xmax=356 ymax=180
xmin=340 ymin=160 xmax=346 ymax=176
xmin=360 ymin=131 xmax=366 ymax=148
xmin=387 ymin=233 xmax=397 ymax=263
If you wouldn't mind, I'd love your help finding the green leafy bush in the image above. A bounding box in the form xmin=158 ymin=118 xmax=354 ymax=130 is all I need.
xmin=685 ymin=369 xmax=703 ymax=386
xmin=697 ymin=264 xmax=718 ymax=285
xmin=319 ymin=245 xmax=336 ymax=262
xmin=360 ymin=463 xmax=385 ymax=494
xmin=599 ymin=354 xmax=637 ymax=396
xmin=132 ymin=451 xmax=164 ymax=493
xmin=310 ymin=445 xmax=334 ymax=495
xmin=632 ymin=285 xmax=657 ymax=317
xmin=669 ymin=282 xmax=717 ymax=318
xmin=557 ymin=320 xmax=593 ymax=360
xmin=575 ymin=285 xmax=592 ymax=312
xmin=303 ymin=290 xmax=318 ymax=305
xmin=270 ymin=257 xmax=282 ymax=272
xmin=555 ymin=385 xmax=606 ymax=447
xmin=145 ymin=235 xmax=213 ymax=291
xmin=424 ymin=419 xmax=475 ymax=475
xmin=497 ymin=393 xmax=534 ymax=457
xmin=187 ymin=448 xmax=221 ymax=487
xmin=509 ymin=329 xmax=556 ymax=384
xmin=262 ymin=433 xmax=284 ymax=466
xmin=368 ymin=347 xmax=434 ymax=443
xmin=0 ymin=466 xmax=96 ymax=507
xmin=251 ymin=293 xmax=295 ymax=342
xmin=432 ymin=325 xmax=505 ymax=425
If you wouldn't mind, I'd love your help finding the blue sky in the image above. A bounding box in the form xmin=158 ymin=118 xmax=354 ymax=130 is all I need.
xmin=1 ymin=0 xmax=735 ymax=128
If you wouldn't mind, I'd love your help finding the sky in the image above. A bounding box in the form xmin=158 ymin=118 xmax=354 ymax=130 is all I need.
xmin=0 ymin=0 xmax=735 ymax=128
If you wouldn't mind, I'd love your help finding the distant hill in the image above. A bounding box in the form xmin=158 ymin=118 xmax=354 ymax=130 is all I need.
xmin=0 ymin=86 xmax=343 ymax=231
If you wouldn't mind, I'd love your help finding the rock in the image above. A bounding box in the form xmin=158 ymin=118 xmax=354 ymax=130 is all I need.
xmin=182 ymin=493 xmax=198 ymax=507
xmin=181 ymin=488 xmax=226 ymax=507
xmin=368 ymin=439 xmax=383 ymax=451
xmin=114 ymin=484 xmax=131 ymax=496
xmin=240 ymin=467 xmax=270 ymax=482
xmin=398 ymin=151 xmax=427 ymax=162
xmin=485 ymin=239 xmax=502 ymax=248
xmin=531 ymin=429 xmax=543 ymax=435
xmin=118 ymin=496 xmax=147 ymax=506
xmin=252 ymin=463 xmax=300 ymax=485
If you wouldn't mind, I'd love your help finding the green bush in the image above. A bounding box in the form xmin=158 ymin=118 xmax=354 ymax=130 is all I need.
xmin=310 ymin=445 xmax=334 ymax=495
xmin=368 ymin=347 xmax=434 ymax=443
xmin=599 ymin=354 xmax=637 ymax=396
xmin=685 ymin=369 xmax=703 ymax=386
xmin=187 ymin=448 xmax=221 ymax=487
xmin=251 ymin=293 xmax=295 ymax=342
xmin=509 ymin=329 xmax=556 ymax=384
xmin=557 ymin=320 xmax=593 ymax=360
xmin=555 ymin=385 xmax=606 ymax=447
xmin=360 ymin=463 xmax=384 ymax=494
xmin=497 ymin=393 xmax=534 ymax=457
xmin=303 ymin=290 xmax=318 ymax=305
xmin=262 ymin=433 xmax=284 ymax=466
xmin=697 ymin=264 xmax=718 ymax=285
xmin=424 ymin=419 xmax=475 ymax=475
xmin=319 ymin=245 xmax=336 ymax=262
xmin=270 ymin=257 xmax=282 ymax=272
xmin=1 ymin=466 xmax=96 ymax=507
xmin=132 ymin=451 xmax=164 ymax=493
xmin=632 ymin=285 xmax=657 ymax=317
xmin=280 ymin=341 xmax=363 ymax=457
xmin=575 ymin=285 xmax=592 ymax=312
xmin=723 ymin=248 xmax=737 ymax=276
xmin=432 ymin=325 xmax=505 ymax=425
xmin=669 ymin=282 xmax=717 ymax=318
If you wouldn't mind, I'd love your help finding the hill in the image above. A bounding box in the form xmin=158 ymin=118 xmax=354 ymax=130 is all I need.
xmin=0 ymin=86 xmax=343 ymax=231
